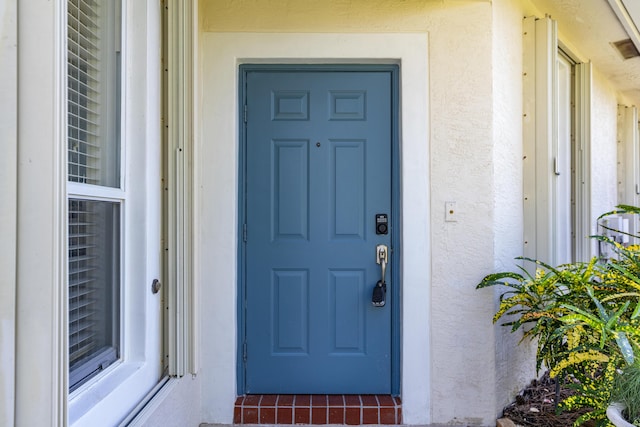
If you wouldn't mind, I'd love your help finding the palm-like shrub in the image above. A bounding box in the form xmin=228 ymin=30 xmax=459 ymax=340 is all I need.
xmin=478 ymin=205 xmax=640 ymax=426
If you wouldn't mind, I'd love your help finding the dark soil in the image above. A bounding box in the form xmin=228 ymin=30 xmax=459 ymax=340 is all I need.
xmin=502 ymin=372 xmax=596 ymax=427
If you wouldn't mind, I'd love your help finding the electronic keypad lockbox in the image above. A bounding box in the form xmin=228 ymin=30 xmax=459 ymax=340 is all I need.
xmin=375 ymin=214 xmax=388 ymax=235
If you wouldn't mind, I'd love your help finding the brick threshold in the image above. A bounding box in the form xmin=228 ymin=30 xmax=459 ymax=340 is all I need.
xmin=234 ymin=394 xmax=402 ymax=425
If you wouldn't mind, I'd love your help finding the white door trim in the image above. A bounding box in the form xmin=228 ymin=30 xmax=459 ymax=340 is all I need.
xmin=198 ymin=32 xmax=431 ymax=424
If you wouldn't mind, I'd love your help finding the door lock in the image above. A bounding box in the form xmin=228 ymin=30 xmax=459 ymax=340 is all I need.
xmin=376 ymin=214 xmax=388 ymax=235
xmin=372 ymin=244 xmax=388 ymax=307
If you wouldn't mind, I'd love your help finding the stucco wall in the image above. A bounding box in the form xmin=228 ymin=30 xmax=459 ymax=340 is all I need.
xmin=138 ymin=377 xmax=201 ymax=427
xmin=3 ymin=1 xmax=631 ymax=426
xmin=590 ymin=70 xmax=620 ymax=222
xmin=200 ymin=0 xmax=472 ymax=33
xmin=199 ymin=31 xmax=432 ymax=424
xmin=488 ymin=0 xmax=626 ymax=414
xmin=425 ymin=4 xmax=499 ymax=425
xmin=198 ymin=1 xmax=502 ymax=425
xmin=491 ymin=0 xmax=538 ymax=415
xmin=194 ymin=0 xmax=631 ymax=426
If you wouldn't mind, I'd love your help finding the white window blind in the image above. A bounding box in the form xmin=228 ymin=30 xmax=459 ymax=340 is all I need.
xmin=67 ymin=0 xmax=119 ymax=188
xmin=68 ymin=199 xmax=120 ymax=391
xmin=67 ymin=0 xmax=101 ymax=184
xmin=67 ymin=0 xmax=121 ymax=392
xmin=68 ymin=199 xmax=99 ymax=363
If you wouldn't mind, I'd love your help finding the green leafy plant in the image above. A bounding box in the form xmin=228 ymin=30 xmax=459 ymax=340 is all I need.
xmin=477 ymin=257 xmax=601 ymax=374
xmin=477 ymin=205 xmax=640 ymax=426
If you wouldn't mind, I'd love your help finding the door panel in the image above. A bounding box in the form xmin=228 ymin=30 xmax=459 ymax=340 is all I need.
xmin=244 ymin=70 xmax=392 ymax=394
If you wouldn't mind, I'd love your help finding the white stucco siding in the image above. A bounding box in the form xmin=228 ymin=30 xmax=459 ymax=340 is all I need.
xmin=426 ymin=4 xmax=505 ymax=426
xmin=193 ymin=2 xmax=633 ymax=427
xmin=7 ymin=1 xmax=637 ymax=426
xmin=590 ymin=70 xmax=620 ymax=224
xmin=137 ymin=376 xmax=202 ymax=427
xmin=197 ymin=1 xmax=513 ymax=426
xmin=491 ymin=0 xmax=538 ymax=415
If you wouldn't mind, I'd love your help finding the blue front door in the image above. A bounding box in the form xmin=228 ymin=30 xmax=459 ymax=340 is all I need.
xmin=243 ymin=67 xmax=394 ymax=394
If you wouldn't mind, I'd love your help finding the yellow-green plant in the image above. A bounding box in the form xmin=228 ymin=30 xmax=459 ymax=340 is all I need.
xmin=478 ymin=205 xmax=640 ymax=426
xmin=477 ymin=257 xmax=601 ymax=373
xmin=553 ymin=279 xmax=640 ymax=425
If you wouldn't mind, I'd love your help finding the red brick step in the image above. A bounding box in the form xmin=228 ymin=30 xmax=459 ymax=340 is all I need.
xmin=234 ymin=394 xmax=402 ymax=425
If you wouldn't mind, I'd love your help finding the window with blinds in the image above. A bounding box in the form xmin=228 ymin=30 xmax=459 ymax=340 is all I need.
xmin=67 ymin=0 xmax=119 ymax=188
xmin=68 ymin=199 xmax=120 ymax=391
xmin=67 ymin=0 xmax=121 ymax=392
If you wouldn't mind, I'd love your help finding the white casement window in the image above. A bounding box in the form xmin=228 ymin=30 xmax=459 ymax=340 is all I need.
xmin=66 ymin=0 xmax=164 ymax=424
xmin=523 ymin=16 xmax=592 ymax=265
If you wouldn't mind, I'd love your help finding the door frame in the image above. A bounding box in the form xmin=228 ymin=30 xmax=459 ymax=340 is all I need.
xmin=237 ymin=64 xmax=401 ymax=395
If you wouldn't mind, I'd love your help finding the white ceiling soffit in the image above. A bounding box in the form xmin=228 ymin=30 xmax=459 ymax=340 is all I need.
xmin=608 ymin=0 xmax=640 ymax=52
xmin=531 ymin=0 xmax=640 ymax=107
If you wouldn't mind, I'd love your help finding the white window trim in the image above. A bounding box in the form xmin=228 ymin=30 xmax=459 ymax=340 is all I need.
xmin=15 ymin=1 xmax=67 ymax=425
xmin=0 ymin=0 xmax=18 ymax=425
xmin=15 ymin=0 xmax=169 ymax=425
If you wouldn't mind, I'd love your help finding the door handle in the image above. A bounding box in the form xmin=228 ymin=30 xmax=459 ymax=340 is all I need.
xmin=372 ymin=244 xmax=388 ymax=307
xmin=376 ymin=244 xmax=388 ymax=283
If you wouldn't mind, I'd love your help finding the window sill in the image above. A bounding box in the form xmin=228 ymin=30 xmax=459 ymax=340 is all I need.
xmin=69 ymin=361 xmax=144 ymax=426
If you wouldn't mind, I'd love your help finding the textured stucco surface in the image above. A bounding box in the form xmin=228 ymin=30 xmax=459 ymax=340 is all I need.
xmin=198 ymin=31 xmax=432 ymax=424
xmin=426 ymin=3 xmax=498 ymax=425
xmin=138 ymin=376 xmax=201 ymax=427
xmin=590 ymin=71 xmax=620 ymax=222
xmin=200 ymin=0 xmax=489 ymax=33
xmin=3 ymin=1 xmax=633 ymax=426
xmin=529 ymin=0 xmax=640 ymax=109
xmin=198 ymin=1 xmax=503 ymax=425
xmin=193 ymin=0 xmax=632 ymax=426
xmin=491 ymin=0 xmax=538 ymax=415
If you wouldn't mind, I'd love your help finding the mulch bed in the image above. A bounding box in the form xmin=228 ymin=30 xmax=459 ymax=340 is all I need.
xmin=502 ymin=372 xmax=596 ymax=427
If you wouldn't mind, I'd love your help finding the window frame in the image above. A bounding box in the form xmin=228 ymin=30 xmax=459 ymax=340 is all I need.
xmin=14 ymin=0 xmax=195 ymax=424
xmin=67 ymin=197 xmax=122 ymax=392
xmin=66 ymin=0 xmax=121 ymax=189
xmin=65 ymin=0 xmax=165 ymax=424
xmin=66 ymin=0 xmax=127 ymax=397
